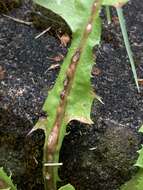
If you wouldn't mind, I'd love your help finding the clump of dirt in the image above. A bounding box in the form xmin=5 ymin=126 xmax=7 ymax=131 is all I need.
xmin=59 ymin=121 xmax=140 ymax=190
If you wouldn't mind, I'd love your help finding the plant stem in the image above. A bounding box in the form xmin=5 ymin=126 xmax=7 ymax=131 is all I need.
xmin=116 ymin=7 xmax=140 ymax=92
xmin=105 ymin=6 xmax=111 ymax=24
xmin=43 ymin=0 xmax=102 ymax=189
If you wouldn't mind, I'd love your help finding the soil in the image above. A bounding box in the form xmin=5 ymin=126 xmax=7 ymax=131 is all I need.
xmin=0 ymin=0 xmax=143 ymax=190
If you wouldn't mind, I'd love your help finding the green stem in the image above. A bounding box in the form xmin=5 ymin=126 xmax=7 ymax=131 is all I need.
xmin=116 ymin=7 xmax=140 ymax=92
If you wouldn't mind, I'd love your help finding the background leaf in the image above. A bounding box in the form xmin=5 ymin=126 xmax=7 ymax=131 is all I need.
xmin=58 ymin=184 xmax=75 ymax=190
xmin=102 ymin=0 xmax=128 ymax=6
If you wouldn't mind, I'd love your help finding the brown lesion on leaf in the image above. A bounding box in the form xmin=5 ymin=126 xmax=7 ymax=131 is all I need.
xmin=58 ymin=48 xmax=81 ymax=102
xmin=0 ymin=179 xmax=8 ymax=189
xmin=71 ymin=48 xmax=81 ymax=64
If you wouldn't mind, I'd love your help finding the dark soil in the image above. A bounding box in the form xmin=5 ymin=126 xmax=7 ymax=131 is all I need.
xmin=0 ymin=0 xmax=143 ymax=190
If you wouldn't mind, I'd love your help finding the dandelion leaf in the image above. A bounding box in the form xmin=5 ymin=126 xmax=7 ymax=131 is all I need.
xmin=34 ymin=0 xmax=102 ymax=185
xmin=34 ymin=0 xmax=102 ymax=133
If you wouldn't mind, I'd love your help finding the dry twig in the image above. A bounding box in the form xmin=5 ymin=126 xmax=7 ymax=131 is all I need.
xmin=3 ymin=14 xmax=32 ymax=25
xmin=35 ymin=27 xmax=51 ymax=39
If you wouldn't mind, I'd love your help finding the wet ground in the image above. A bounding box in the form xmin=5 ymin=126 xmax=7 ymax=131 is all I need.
xmin=0 ymin=0 xmax=143 ymax=190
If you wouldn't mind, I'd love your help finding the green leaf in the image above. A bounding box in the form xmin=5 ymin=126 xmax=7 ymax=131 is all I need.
xmin=42 ymin=1 xmax=101 ymax=130
xmin=135 ymin=125 xmax=143 ymax=168
xmin=0 ymin=168 xmax=17 ymax=190
xmin=27 ymin=117 xmax=48 ymax=135
xmin=34 ymin=0 xmax=102 ymax=187
xmin=135 ymin=145 xmax=143 ymax=168
xmin=58 ymin=184 xmax=75 ymax=190
xmin=116 ymin=7 xmax=140 ymax=92
xmin=42 ymin=7 xmax=102 ymax=161
xmin=65 ymin=18 xmax=101 ymax=124
xmin=139 ymin=125 xmax=143 ymax=133
xmin=121 ymin=169 xmax=143 ymax=190
xmin=34 ymin=0 xmax=100 ymax=32
xmin=102 ymin=0 xmax=128 ymax=6
xmin=33 ymin=0 xmax=81 ymax=32
xmin=121 ymin=125 xmax=143 ymax=190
